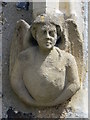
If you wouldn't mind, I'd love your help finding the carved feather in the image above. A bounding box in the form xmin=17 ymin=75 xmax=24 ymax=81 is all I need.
xmin=9 ymin=19 xmax=30 ymax=77
xmin=65 ymin=19 xmax=83 ymax=81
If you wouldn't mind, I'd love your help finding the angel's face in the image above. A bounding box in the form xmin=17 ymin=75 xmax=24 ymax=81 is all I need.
xmin=36 ymin=23 xmax=57 ymax=51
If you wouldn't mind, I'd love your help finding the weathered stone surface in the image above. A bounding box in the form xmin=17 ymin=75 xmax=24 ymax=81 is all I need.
xmin=2 ymin=2 xmax=88 ymax=118
xmin=10 ymin=14 xmax=80 ymax=107
xmin=88 ymin=2 xmax=90 ymax=119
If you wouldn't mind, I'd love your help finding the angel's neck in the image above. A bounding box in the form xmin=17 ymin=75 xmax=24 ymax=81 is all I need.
xmin=37 ymin=46 xmax=53 ymax=56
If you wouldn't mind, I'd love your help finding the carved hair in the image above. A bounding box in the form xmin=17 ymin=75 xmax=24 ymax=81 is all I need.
xmin=30 ymin=14 xmax=63 ymax=40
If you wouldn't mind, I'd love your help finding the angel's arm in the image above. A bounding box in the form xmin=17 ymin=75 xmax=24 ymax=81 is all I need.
xmin=49 ymin=54 xmax=80 ymax=106
xmin=31 ymin=54 xmax=80 ymax=107
xmin=10 ymin=57 xmax=36 ymax=106
xmin=39 ymin=54 xmax=80 ymax=107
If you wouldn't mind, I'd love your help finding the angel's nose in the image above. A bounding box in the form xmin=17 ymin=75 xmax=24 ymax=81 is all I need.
xmin=46 ymin=31 xmax=51 ymax=39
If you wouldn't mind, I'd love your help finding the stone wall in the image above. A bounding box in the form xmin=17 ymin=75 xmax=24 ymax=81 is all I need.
xmin=1 ymin=1 xmax=88 ymax=119
xmin=2 ymin=2 xmax=33 ymax=118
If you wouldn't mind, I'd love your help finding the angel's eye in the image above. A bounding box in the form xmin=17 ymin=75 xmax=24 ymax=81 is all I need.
xmin=49 ymin=31 xmax=55 ymax=37
xmin=43 ymin=30 xmax=46 ymax=34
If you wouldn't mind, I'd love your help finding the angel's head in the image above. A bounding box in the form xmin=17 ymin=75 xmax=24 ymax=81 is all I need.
xmin=35 ymin=23 xmax=57 ymax=50
xmin=30 ymin=14 xmax=63 ymax=50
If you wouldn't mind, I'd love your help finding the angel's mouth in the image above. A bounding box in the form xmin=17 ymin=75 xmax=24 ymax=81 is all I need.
xmin=46 ymin=40 xmax=52 ymax=44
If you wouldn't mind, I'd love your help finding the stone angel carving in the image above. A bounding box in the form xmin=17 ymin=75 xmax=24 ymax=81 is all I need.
xmin=9 ymin=13 xmax=83 ymax=107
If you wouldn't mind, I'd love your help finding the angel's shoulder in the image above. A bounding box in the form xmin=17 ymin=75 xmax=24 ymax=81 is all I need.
xmin=18 ymin=47 xmax=36 ymax=62
xmin=56 ymin=47 xmax=76 ymax=65
xmin=62 ymin=51 xmax=74 ymax=59
xmin=62 ymin=51 xmax=76 ymax=66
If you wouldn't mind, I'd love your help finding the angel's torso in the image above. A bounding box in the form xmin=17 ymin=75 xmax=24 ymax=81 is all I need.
xmin=20 ymin=47 xmax=67 ymax=103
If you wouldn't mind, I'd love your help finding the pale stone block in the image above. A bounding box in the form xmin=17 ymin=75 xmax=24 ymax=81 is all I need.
xmin=59 ymin=1 xmax=84 ymax=34
xmin=88 ymin=2 xmax=90 ymax=119
xmin=46 ymin=1 xmax=59 ymax=9
xmin=59 ymin=2 xmax=70 ymax=16
xmin=32 ymin=1 xmax=60 ymax=19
